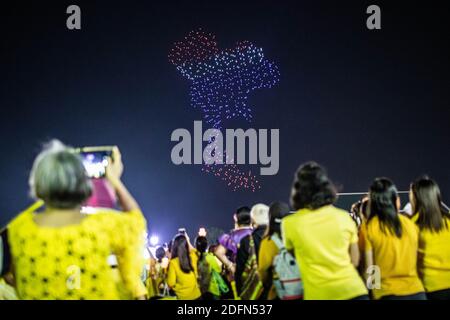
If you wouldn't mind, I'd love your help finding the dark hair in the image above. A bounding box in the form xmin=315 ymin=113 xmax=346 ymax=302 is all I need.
xmin=290 ymin=162 xmax=337 ymax=210
xmin=195 ymin=236 xmax=208 ymax=256
xmin=235 ymin=206 xmax=251 ymax=226
xmin=368 ymin=177 xmax=402 ymax=238
xmin=411 ymin=176 xmax=448 ymax=233
xmin=171 ymin=234 xmax=193 ymax=273
xmin=195 ymin=236 xmax=211 ymax=294
xmin=266 ymin=201 xmax=291 ymax=237
xmin=155 ymin=246 xmax=166 ymax=263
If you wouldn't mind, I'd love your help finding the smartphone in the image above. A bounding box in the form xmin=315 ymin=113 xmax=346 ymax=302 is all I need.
xmin=76 ymin=146 xmax=114 ymax=179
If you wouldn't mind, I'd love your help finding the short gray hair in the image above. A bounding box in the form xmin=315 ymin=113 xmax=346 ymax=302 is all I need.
xmin=29 ymin=140 xmax=92 ymax=209
xmin=251 ymin=203 xmax=270 ymax=226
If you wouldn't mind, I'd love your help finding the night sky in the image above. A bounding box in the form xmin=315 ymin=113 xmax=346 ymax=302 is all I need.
xmin=1 ymin=1 xmax=449 ymax=242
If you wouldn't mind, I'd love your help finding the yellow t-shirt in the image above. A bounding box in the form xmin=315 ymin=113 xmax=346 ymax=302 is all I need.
xmin=364 ymin=214 xmax=424 ymax=299
xmin=412 ymin=214 xmax=450 ymax=292
xmin=282 ymin=205 xmax=367 ymax=300
xmin=258 ymin=236 xmax=279 ymax=300
xmin=7 ymin=203 xmax=147 ymax=300
xmin=166 ymin=251 xmax=201 ymax=300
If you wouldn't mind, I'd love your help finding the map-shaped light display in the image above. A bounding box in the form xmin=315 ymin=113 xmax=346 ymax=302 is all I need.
xmin=169 ymin=29 xmax=280 ymax=191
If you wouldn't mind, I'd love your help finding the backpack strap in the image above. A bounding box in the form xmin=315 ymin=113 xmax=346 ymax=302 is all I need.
xmin=271 ymin=234 xmax=284 ymax=250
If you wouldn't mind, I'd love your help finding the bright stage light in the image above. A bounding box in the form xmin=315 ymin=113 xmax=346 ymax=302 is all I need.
xmin=149 ymin=235 xmax=159 ymax=247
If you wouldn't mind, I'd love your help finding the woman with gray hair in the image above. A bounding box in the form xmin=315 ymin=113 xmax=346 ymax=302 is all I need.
xmin=6 ymin=140 xmax=147 ymax=300
xmin=28 ymin=140 xmax=93 ymax=209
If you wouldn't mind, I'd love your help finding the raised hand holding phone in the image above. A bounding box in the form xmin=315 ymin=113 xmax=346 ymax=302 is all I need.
xmin=104 ymin=147 xmax=140 ymax=212
xmin=105 ymin=146 xmax=123 ymax=183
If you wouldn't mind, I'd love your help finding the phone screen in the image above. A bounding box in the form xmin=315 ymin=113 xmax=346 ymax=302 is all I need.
xmin=80 ymin=151 xmax=111 ymax=179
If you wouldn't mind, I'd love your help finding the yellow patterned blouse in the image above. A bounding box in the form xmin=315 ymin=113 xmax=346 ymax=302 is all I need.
xmin=7 ymin=203 xmax=147 ymax=300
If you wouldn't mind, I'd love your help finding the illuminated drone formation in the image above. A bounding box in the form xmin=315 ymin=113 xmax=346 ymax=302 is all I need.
xmin=202 ymin=162 xmax=260 ymax=192
xmin=169 ymin=29 xmax=280 ymax=191
xmin=169 ymin=29 xmax=280 ymax=128
xmin=201 ymin=146 xmax=260 ymax=192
